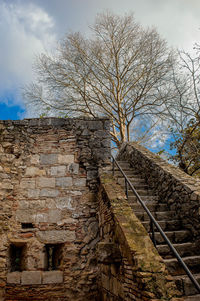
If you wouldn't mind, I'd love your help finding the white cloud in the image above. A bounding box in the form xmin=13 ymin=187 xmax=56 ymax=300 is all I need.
xmin=1 ymin=0 xmax=200 ymax=121
xmin=0 ymin=1 xmax=56 ymax=105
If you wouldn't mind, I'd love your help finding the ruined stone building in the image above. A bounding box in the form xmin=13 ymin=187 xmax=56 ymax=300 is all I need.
xmin=0 ymin=118 xmax=200 ymax=301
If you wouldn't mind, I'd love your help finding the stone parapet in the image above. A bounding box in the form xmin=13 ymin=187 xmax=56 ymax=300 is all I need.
xmin=0 ymin=117 xmax=110 ymax=190
xmin=98 ymin=172 xmax=182 ymax=301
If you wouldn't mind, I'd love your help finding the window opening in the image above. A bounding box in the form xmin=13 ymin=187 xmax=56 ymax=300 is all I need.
xmin=45 ymin=244 xmax=63 ymax=271
xmin=9 ymin=244 xmax=26 ymax=272
xmin=21 ymin=223 xmax=34 ymax=229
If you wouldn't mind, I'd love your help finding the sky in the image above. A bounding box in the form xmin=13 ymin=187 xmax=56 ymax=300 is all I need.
xmin=0 ymin=0 xmax=200 ymax=121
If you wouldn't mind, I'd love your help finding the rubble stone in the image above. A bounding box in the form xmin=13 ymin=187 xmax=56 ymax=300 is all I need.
xmin=0 ymin=117 xmax=110 ymax=300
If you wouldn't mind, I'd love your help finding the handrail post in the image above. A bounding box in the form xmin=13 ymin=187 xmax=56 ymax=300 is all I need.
xmin=150 ymin=220 xmax=156 ymax=248
xmin=125 ymin=178 xmax=129 ymax=199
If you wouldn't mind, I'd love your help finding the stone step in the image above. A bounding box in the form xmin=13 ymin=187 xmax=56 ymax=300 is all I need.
xmin=142 ymin=220 xmax=183 ymax=233
xmin=130 ymin=202 xmax=168 ymax=212
xmin=157 ymin=230 xmax=190 ymax=244
xmin=174 ymin=274 xmax=200 ymax=296
xmin=117 ymin=183 xmax=148 ymax=191
xmin=128 ymin=195 xmax=160 ymax=202
xmin=117 ymin=178 xmax=147 ymax=189
xmin=135 ymin=189 xmax=155 ymax=196
xmin=114 ymin=170 xmax=142 ymax=177
xmin=135 ymin=210 xmax=175 ymax=221
xmin=115 ymin=160 xmax=131 ymax=166
xmin=115 ymin=159 xmax=200 ymax=300
xmin=114 ymin=162 xmax=132 ymax=171
xmin=164 ymin=256 xmax=200 ymax=276
xmin=184 ymin=295 xmax=200 ymax=301
xmin=147 ymin=230 xmax=190 ymax=245
xmin=117 ymin=178 xmax=148 ymax=189
xmin=116 ymin=172 xmax=145 ymax=179
xmin=157 ymin=243 xmax=199 ymax=259
xmin=127 ymin=189 xmax=155 ymax=197
xmin=128 ymin=182 xmax=148 ymax=189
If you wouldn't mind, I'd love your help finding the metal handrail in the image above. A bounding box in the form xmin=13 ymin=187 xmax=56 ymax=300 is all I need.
xmin=112 ymin=155 xmax=200 ymax=294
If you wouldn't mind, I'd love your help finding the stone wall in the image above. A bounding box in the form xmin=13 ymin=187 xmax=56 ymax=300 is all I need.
xmin=117 ymin=142 xmax=200 ymax=240
xmin=98 ymin=172 xmax=182 ymax=301
xmin=0 ymin=117 xmax=110 ymax=300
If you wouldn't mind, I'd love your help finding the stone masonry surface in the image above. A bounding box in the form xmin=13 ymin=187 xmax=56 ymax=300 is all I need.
xmin=98 ymin=172 xmax=183 ymax=301
xmin=0 ymin=118 xmax=190 ymax=301
xmin=0 ymin=117 xmax=110 ymax=301
xmin=117 ymin=142 xmax=200 ymax=242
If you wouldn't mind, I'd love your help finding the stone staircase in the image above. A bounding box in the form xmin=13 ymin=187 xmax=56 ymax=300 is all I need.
xmin=114 ymin=160 xmax=200 ymax=301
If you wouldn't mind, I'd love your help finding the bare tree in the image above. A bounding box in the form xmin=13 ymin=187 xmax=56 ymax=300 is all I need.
xmin=24 ymin=12 xmax=176 ymax=148
xmin=165 ymin=49 xmax=200 ymax=176
xmin=166 ymin=50 xmax=200 ymax=129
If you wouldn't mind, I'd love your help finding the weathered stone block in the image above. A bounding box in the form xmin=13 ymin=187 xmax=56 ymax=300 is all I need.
xmin=104 ymin=119 xmax=110 ymax=130
xmin=58 ymin=154 xmax=74 ymax=164
xmin=48 ymin=209 xmax=61 ymax=223
xmin=25 ymin=167 xmax=46 ymax=176
xmin=1 ymin=154 xmax=15 ymax=162
xmin=40 ymin=189 xmax=60 ymax=197
xmin=97 ymin=242 xmax=121 ymax=264
xmin=73 ymin=178 xmax=86 ymax=187
xmin=87 ymin=170 xmax=97 ymax=181
xmin=1 ymin=182 xmax=13 ymax=189
xmin=113 ymin=277 xmax=120 ymax=295
xmin=68 ymin=163 xmax=79 ymax=174
xmin=56 ymin=177 xmax=72 ymax=188
xmin=20 ymin=178 xmax=35 ymax=189
xmin=29 ymin=200 xmax=46 ymax=209
xmin=27 ymin=256 xmax=37 ymax=270
xmin=37 ymin=230 xmax=75 ymax=243
xmin=55 ymin=196 xmax=73 ymax=210
xmin=101 ymin=273 xmax=110 ymax=291
xmin=38 ymin=252 xmax=46 ymax=270
xmin=101 ymin=139 xmax=111 ymax=148
xmin=87 ymin=120 xmax=103 ymax=130
xmin=7 ymin=272 xmax=21 ymax=284
xmin=42 ymin=271 xmax=63 ymax=284
xmin=16 ymin=210 xmax=35 ymax=223
xmin=96 ymin=130 xmax=108 ymax=138
xmin=45 ymin=199 xmax=55 ymax=209
xmin=30 ymin=154 xmax=40 ymax=164
xmin=50 ymin=166 xmax=66 ymax=176
xmin=191 ymin=192 xmax=198 ymax=201
xmin=27 ymin=189 xmax=40 ymax=198
xmin=34 ymin=212 xmax=48 ymax=223
xmin=18 ymin=200 xmax=29 ymax=209
xmin=57 ymin=217 xmax=75 ymax=225
xmin=0 ymin=173 xmax=10 ymax=179
xmin=38 ymin=177 xmax=55 ymax=188
xmin=81 ymin=129 xmax=90 ymax=136
xmin=71 ymin=190 xmax=82 ymax=196
xmin=40 ymin=154 xmax=58 ymax=165
xmin=21 ymin=271 xmax=41 ymax=285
